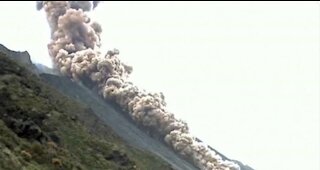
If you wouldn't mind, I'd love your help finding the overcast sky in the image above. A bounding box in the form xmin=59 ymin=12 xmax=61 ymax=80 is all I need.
xmin=0 ymin=1 xmax=319 ymax=170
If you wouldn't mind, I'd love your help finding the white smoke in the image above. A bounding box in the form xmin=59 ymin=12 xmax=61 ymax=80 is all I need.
xmin=38 ymin=1 xmax=240 ymax=170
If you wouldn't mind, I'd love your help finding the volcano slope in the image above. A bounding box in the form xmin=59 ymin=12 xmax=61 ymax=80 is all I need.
xmin=0 ymin=43 xmax=254 ymax=170
xmin=0 ymin=48 xmax=184 ymax=170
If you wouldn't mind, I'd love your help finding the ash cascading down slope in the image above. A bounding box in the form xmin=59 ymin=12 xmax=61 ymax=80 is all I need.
xmin=37 ymin=1 xmax=240 ymax=170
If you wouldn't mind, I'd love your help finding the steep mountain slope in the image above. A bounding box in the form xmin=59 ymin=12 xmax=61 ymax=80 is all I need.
xmin=40 ymin=73 xmax=198 ymax=170
xmin=0 ymin=50 xmax=175 ymax=170
xmin=0 ymin=44 xmax=254 ymax=170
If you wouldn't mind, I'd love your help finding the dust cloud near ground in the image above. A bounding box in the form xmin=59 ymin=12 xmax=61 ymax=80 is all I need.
xmin=37 ymin=1 xmax=240 ymax=169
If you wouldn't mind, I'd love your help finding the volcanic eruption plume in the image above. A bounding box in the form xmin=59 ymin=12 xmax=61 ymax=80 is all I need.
xmin=37 ymin=1 xmax=240 ymax=170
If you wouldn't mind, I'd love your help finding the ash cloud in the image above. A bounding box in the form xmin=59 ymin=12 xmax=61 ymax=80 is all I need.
xmin=38 ymin=1 xmax=240 ymax=170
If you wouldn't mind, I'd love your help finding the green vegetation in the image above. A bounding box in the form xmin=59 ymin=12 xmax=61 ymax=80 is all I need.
xmin=0 ymin=52 xmax=173 ymax=170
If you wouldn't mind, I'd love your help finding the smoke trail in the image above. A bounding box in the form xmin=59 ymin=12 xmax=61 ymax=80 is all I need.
xmin=38 ymin=1 xmax=240 ymax=170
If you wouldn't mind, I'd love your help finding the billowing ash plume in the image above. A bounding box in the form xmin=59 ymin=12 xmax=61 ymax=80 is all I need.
xmin=38 ymin=1 xmax=240 ymax=170
xmin=37 ymin=1 xmax=100 ymax=11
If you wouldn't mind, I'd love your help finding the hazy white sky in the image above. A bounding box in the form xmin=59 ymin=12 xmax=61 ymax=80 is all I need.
xmin=0 ymin=1 xmax=319 ymax=170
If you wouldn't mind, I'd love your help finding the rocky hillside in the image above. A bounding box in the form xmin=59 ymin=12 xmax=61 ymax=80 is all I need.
xmin=0 ymin=44 xmax=254 ymax=170
xmin=0 ymin=49 xmax=174 ymax=169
